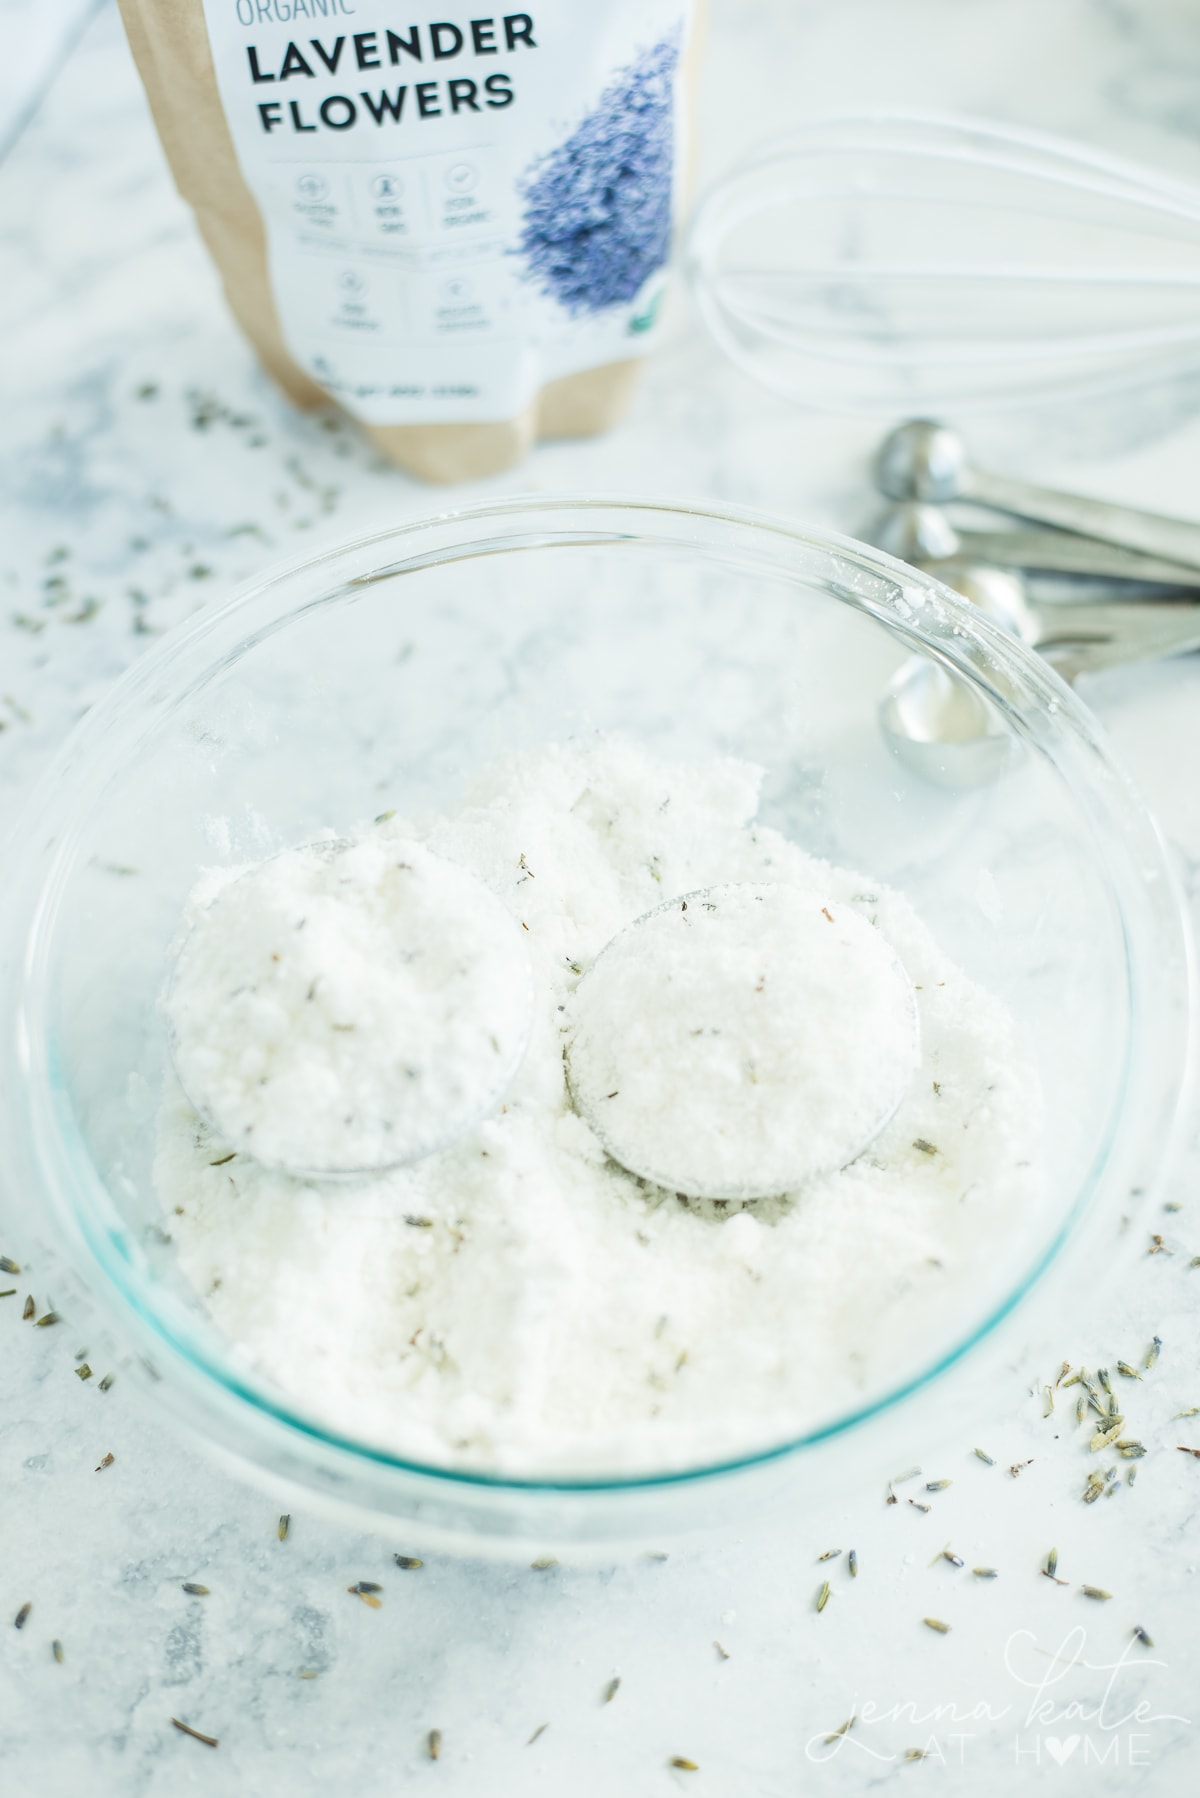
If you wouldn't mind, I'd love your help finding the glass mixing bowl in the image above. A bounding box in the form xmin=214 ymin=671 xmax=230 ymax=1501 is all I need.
xmin=0 ymin=497 xmax=1188 ymax=1554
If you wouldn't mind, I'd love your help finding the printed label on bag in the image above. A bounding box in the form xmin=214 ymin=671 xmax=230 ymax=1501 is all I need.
xmin=198 ymin=3 xmax=692 ymax=423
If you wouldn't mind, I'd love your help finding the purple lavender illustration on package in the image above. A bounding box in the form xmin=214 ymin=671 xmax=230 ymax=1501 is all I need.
xmin=518 ymin=35 xmax=680 ymax=316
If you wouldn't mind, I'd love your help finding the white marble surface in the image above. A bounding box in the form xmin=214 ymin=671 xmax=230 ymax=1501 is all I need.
xmin=0 ymin=0 xmax=101 ymax=157
xmin=4 ymin=1 xmax=1200 ymax=1791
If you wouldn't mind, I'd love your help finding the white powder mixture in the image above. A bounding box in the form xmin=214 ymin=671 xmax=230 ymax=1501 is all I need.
xmin=156 ymin=739 xmax=1043 ymax=1477
xmin=164 ymin=837 xmax=532 ymax=1176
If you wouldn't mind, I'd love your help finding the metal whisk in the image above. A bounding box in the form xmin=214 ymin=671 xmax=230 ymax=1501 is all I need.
xmin=686 ymin=112 xmax=1200 ymax=414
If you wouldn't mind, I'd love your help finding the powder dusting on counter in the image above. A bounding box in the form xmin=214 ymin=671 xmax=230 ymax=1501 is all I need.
xmin=156 ymin=739 xmax=1043 ymax=1476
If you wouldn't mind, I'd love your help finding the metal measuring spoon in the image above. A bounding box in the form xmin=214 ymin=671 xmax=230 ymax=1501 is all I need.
xmin=876 ymin=420 xmax=1200 ymax=575
xmin=880 ymin=559 xmax=1200 ymax=785
xmin=565 ymin=883 xmax=921 ymax=1202
xmin=879 ymin=566 xmax=1026 ymax=788
xmin=164 ymin=836 xmax=534 ymax=1180
xmin=873 ymin=501 xmax=1200 ymax=588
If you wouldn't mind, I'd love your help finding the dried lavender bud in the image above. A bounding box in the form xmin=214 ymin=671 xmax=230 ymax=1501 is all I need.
xmin=171 ymin=1717 xmax=218 ymax=1748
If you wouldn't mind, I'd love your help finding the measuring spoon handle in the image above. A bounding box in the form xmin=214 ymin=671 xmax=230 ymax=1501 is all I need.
xmin=963 ymin=467 xmax=1200 ymax=576
xmin=1028 ymin=597 xmax=1200 ymax=679
xmin=953 ymin=527 xmax=1200 ymax=588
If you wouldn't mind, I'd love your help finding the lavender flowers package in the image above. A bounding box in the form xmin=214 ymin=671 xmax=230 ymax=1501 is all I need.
xmin=117 ymin=2 xmax=701 ymax=481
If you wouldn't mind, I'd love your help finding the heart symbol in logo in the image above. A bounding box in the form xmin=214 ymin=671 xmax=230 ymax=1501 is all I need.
xmin=1044 ymin=1735 xmax=1081 ymax=1766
